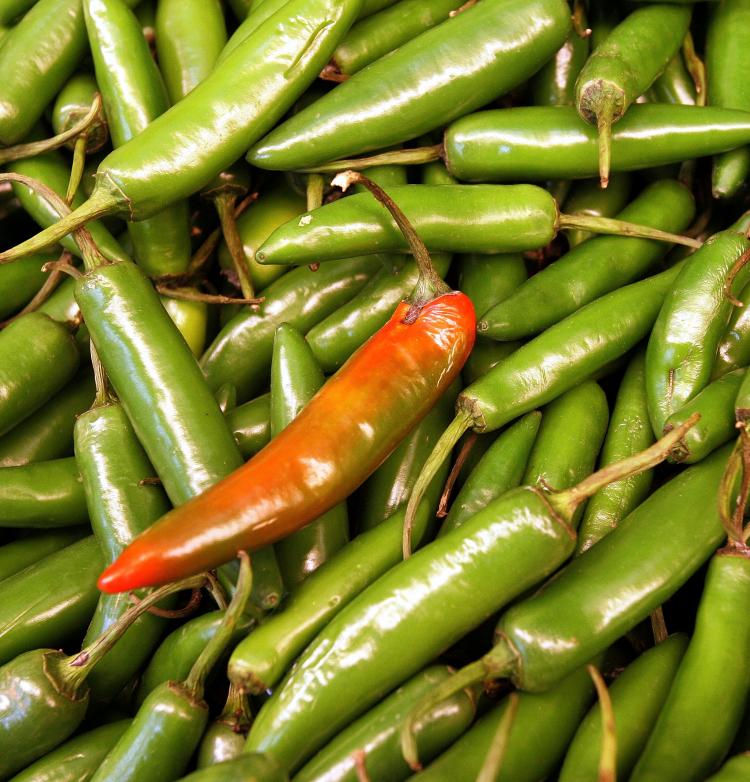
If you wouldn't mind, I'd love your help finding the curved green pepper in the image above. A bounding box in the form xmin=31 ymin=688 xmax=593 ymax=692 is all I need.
xmin=227 ymin=394 xmax=271 ymax=458
xmin=176 ymin=755 xmax=288 ymax=782
xmin=706 ymin=754 xmax=750 ymax=782
xmin=0 ymin=528 xmax=87 ymax=583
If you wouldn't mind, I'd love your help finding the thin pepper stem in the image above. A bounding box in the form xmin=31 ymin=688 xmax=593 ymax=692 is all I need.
xmin=0 ymin=172 xmax=107 ymax=270
xmin=571 ymin=0 xmax=591 ymax=38
xmin=332 ymin=170 xmax=450 ymax=315
xmin=719 ymin=436 xmax=745 ymax=542
xmin=588 ymin=664 xmax=617 ymax=782
xmin=319 ymin=63 xmax=348 ymax=83
xmin=682 ymin=31 xmax=706 ymax=107
xmin=550 ymin=412 xmax=701 ymax=522
xmin=0 ymin=250 xmax=73 ymax=327
xmin=62 ymin=574 xmax=206 ymax=692
xmin=66 ymin=134 xmax=88 ymax=205
xmin=650 ymin=606 xmax=668 ymax=644
xmin=215 ymin=194 xmax=254 ymax=299
xmin=437 ymin=432 xmax=478 ymax=518
xmin=155 ymin=284 xmax=263 ymax=306
xmin=307 ymin=173 xmax=325 ymax=211
xmin=184 ymin=552 xmax=252 ymax=699
xmin=596 ymin=103 xmax=614 ymax=189
xmin=476 ymin=693 xmax=519 ymax=782
xmin=557 ymin=213 xmax=702 ymax=249
xmin=302 ymin=146 xmax=442 ymax=174
xmin=0 ymin=94 xmax=104 ymax=165
xmin=90 ymin=342 xmax=112 ymax=407
xmin=723 ymin=246 xmax=750 ymax=307
xmin=403 ymin=411 xmax=473 ymax=558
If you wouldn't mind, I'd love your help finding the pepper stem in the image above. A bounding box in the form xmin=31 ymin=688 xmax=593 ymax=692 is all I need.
xmin=66 ymin=134 xmax=88 ymax=205
xmin=217 ymin=681 xmax=253 ymax=733
xmin=682 ymin=31 xmax=706 ymax=107
xmin=403 ymin=411 xmax=472 ymax=558
xmin=90 ymin=342 xmax=113 ymax=407
xmin=0 ymin=173 xmax=108 ymax=269
xmin=62 ymin=574 xmax=206 ymax=693
xmin=215 ymin=194 xmax=254 ymax=300
xmin=184 ymin=551 xmax=252 ymax=699
xmin=588 ymin=665 xmax=617 ymax=782
xmin=332 ymin=170 xmax=450 ymax=317
xmin=302 ymin=145 xmax=442 ymax=174
xmin=596 ymin=103 xmax=614 ymax=189
xmin=557 ymin=213 xmax=701 ymax=249
xmin=549 ymin=412 xmax=700 ymax=522
xmin=0 ymin=94 xmax=103 ymax=165
xmin=476 ymin=693 xmax=520 ymax=782
xmin=0 ymin=186 xmax=112 ymax=264
xmin=306 ymin=173 xmax=325 ymax=211
xmin=719 ymin=430 xmax=750 ymax=546
xmin=401 ymin=642 xmax=516 ymax=771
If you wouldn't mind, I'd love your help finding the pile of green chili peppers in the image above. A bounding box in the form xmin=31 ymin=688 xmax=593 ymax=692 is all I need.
xmin=4 ymin=0 xmax=750 ymax=780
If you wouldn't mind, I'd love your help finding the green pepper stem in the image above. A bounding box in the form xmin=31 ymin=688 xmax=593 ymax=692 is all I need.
xmin=0 ymin=172 xmax=108 ymax=269
xmin=558 ymin=213 xmax=702 ymax=249
xmin=0 ymin=186 xmax=112 ymax=264
xmin=332 ymin=170 xmax=450 ymax=315
xmin=215 ymin=194 xmax=255 ymax=300
xmin=550 ymin=412 xmax=701 ymax=522
xmin=588 ymin=665 xmax=617 ymax=782
xmin=184 ymin=551 xmax=252 ymax=699
xmin=62 ymin=574 xmax=206 ymax=693
xmin=90 ymin=342 xmax=113 ymax=407
xmin=401 ymin=643 xmax=515 ymax=771
xmin=682 ymin=31 xmax=706 ymax=107
xmin=217 ymin=681 xmax=253 ymax=733
xmin=66 ymin=134 xmax=89 ymax=205
xmin=596 ymin=103 xmax=614 ymax=189
xmin=0 ymin=94 xmax=103 ymax=165
xmin=301 ymin=145 xmax=442 ymax=174
xmin=306 ymin=173 xmax=325 ymax=211
xmin=476 ymin=693 xmax=520 ymax=782
xmin=403 ymin=411 xmax=473 ymax=558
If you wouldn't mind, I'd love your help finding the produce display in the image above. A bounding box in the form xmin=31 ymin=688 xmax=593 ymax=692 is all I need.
xmin=3 ymin=0 xmax=750 ymax=780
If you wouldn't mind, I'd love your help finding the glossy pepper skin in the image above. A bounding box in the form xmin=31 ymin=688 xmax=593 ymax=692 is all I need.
xmin=562 ymin=173 xmax=632 ymax=247
xmin=0 ymin=251 xmax=51 ymax=321
xmin=646 ymin=223 xmax=750 ymax=436
xmin=196 ymin=685 xmax=252 ymax=769
xmin=481 ymin=179 xmax=694 ymax=340
xmin=577 ymin=351 xmax=654 ymax=554
xmin=415 ymin=665 xmax=597 ymax=782
xmin=0 ymin=528 xmax=86 ymax=582
xmin=51 ymin=73 xmax=109 ymax=153
xmin=248 ymin=0 xmax=571 ymax=170
xmin=201 ymin=255 xmax=380 ymax=402
xmin=294 ymin=666 xmax=475 ymax=782
xmin=0 ymin=536 xmax=102 ymax=666
xmin=632 ymin=553 xmax=750 ymax=781
xmin=100 ymin=292 xmax=475 ymax=591
xmin=75 ymin=402 xmax=172 ymax=702
xmin=0 ymin=313 xmax=80 ymax=437
xmin=175 ymin=755 xmax=288 ymax=782
xmin=492 ymin=445 xmax=730 ymax=693
xmin=714 ymin=279 xmax=750 ymax=378
xmin=706 ymin=0 xmax=750 ymax=198
xmin=560 ymin=634 xmax=688 ymax=781
xmin=75 ymin=262 xmax=243 ymax=507
xmin=227 ymin=394 xmax=271 ymax=458
xmin=443 ymin=105 xmax=750 ymax=182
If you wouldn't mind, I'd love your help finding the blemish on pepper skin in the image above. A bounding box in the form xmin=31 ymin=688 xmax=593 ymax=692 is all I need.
xmin=298 ymin=215 xmax=313 ymax=226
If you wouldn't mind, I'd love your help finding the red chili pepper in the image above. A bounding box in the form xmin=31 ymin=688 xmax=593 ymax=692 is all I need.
xmin=98 ymin=174 xmax=475 ymax=593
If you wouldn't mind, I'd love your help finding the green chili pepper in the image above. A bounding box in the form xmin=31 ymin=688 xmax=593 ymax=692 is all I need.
xmin=90 ymin=557 xmax=251 ymax=782
xmin=75 ymin=400 xmax=173 ymax=702
xmin=307 ymin=254 xmax=451 ymax=373
xmin=160 ymin=296 xmax=207 ymax=358
xmin=0 ymin=458 xmax=87 ymax=529
xmin=0 ymin=535 xmax=102 ymax=665
xmin=440 ymin=411 xmax=541 ymax=536
xmin=355 ymin=384 xmax=455 ymax=532
xmin=256 ymin=184 xmax=698 ymax=266
xmin=245 ymin=428 xmax=682 ymax=771
xmin=560 ymin=634 xmax=689 ymax=781
xmin=479 ymin=179 xmax=695 ymax=340
xmin=0 ymin=528 xmax=87 ymax=582
xmin=575 ymin=4 xmax=691 ymax=186
xmin=646 ymin=50 xmax=696 ymax=106
xmin=577 ymin=351 xmax=654 ymax=554
xmin=196 ymin=684 xmax=253 ymax=769
xmin=707 ymin=754 xmax=750 ymax=782
xmin=136 ymin=610 xmax=253 ymax=705
xmin=219 ymin=546 xmax=284 ymax=613
xmin=715 ymin=280 xmax=750 ymax=379
xmin=294 ymin=666 xmax=476 ymax=782
xmin=0 ymin=371 xmax=94 ymax=467
xmin=0 ymin=574 xmax=202 ymax=778
xmin=0 ymin=312 xmax=80 ymax=437
xmin=227 ymin=394 xmax=270 ymax=458
xmin=328 ymin=0 xmax=464 ymax=78
xmin=218 ymin=182 xmax=304 ymax=293
xmin=0 ymin=0 xmax=362 ymax=262
xmin=201 ymin=256 xmax=380 ymax=402
xmin=522 ymin=381 xmax=608 ymax=525
xmin=707 ymin=0 xmax=750 ymax=198
xmin=218 ymin=0 xmax=294 ymax=64
xmin=51 ymin=72 xmax=109 ymax=153
xmin=6 ymin=719 xmax=130 ymax=782
xmin=0 ymin=251 xmax=51 ymax=320
xmin=413 ymin=664 xmax=598 ymax=781
xmin=0 ymin=0 xmax=36 ymax=24
xmin=646 ymin=220 xmax=750 ymax=436
xmin=632 ymin=550 xmax=750 ymax=781
xmin=175 ymin=755 xmax=288 ymax=782
xmin=247 ymin=0 xmax=571 ymax=170
xmin=664 ymin=368 xmax=746 ymax=465
xmin=562 ymin=173 xmax=632 ymax=247
xmin=84 ymin=0 xmax=192 ymax=279
xmin=155 ymin=0 xmax=226 ymax=103
xmin=228 ymin=501 xmax=435 ymax=695
xmin=271 ymin=324 xmax=349 ymax=588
